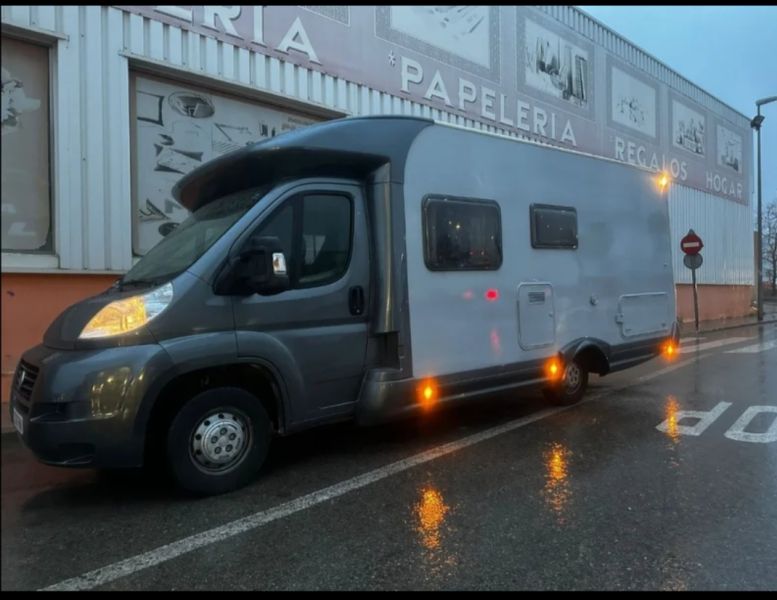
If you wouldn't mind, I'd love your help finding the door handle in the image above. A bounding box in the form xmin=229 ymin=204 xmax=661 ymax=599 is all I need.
xmin=349 ymin=286 xmax=365 ymax=316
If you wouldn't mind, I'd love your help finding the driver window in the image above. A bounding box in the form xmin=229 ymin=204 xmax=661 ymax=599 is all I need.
xmin=299 ymin=194 xmax=352 ymax=287
xmin=256 ymin=202 xmax=294 ymax=260
xmin=251 ymin=192 xmax=352 ymax=289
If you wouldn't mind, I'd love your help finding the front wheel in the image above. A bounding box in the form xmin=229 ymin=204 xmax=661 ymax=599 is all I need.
xmin=166 ymin=387 xmax=272 ymax=495
xmin=543 ymin=358 xmax=588 ymax=406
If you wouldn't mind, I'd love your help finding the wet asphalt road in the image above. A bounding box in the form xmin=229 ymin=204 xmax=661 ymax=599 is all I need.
xmin=2 ymin=324 xmax=775 ymax=591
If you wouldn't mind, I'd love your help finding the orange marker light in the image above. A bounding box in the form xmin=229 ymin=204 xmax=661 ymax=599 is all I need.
xmin=663 ymin=341 xmax=677 ymax=360
xmin=545 ymin=357 xmax=563 ymax=381
xmin=418 ymin=379 xmax=438 ymax=409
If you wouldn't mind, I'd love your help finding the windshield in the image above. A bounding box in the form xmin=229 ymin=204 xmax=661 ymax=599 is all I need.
xmin=121 ymin=185 xmax=270 ymax=286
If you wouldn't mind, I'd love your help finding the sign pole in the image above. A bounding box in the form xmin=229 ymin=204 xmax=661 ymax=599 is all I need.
xmin=681 ymin=229 xmax=704 ymax=333
xmin=692 ymin=264 xmax=699 ymax=332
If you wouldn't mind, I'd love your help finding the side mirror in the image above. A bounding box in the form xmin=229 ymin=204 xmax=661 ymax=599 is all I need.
xmin=217 ymin=236 xmax=290 ymax=296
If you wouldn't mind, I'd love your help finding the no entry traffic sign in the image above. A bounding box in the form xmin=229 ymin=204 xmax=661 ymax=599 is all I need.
xmin=681 ymin=229 xmax=704 ymax=255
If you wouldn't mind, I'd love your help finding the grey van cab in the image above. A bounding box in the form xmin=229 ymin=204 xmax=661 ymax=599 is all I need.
xmin=10 ymin=116 xmax=679 ymax=495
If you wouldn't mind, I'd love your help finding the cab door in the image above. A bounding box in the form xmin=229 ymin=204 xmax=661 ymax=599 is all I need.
xmin=233 ymin=181 xmax=370 ymax=424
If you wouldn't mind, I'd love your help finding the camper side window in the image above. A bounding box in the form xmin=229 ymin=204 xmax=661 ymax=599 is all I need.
xmin=530 ymin=204 xmax=578 ymax=249
xmin=423 ymin=196 xmax=502 ymax=271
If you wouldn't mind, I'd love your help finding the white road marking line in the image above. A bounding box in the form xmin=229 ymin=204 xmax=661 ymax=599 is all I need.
xmin=679 ymin=337 xmax=705 ymax=345
xmin=634 ymin=352 xmax=722 ymax=383
xmin=41 ymin=405 xmax=572 ymax=591
xmin=656 ymin=401 xmax=732 ymax=437
xmin=640 ymin=333 xmax=772 ymax=381
xmin=725 ymin=339 xmax=777 ymax=354
xmin=723 ymin=406 xmax=777 ymax=443
xmin=677 ymin=337 xmax=751 ymax=354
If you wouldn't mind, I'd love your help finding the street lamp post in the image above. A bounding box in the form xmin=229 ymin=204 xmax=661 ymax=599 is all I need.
xmin=751 ymin=96 xmax=777 ymax=322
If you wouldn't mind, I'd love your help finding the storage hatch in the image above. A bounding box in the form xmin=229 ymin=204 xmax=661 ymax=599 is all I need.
xmin=517 ymin=283 xmax=555 ymax=350
xmin=616 ymin=292 xmax=670 ymax=337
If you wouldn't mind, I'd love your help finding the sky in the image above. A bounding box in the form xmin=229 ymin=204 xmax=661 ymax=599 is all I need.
xmin=578 ymin=5 xmax=777 ymax=210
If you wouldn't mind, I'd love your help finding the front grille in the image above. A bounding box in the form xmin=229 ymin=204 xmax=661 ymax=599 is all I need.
xmin=14 ymin=360 xmax=39 ymax=402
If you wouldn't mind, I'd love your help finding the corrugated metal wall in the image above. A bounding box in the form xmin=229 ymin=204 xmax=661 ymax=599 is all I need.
xmin=535 ymin=6 xmax=750 ymax=130
xmin=2 ymin=5 xmax=525 ymax=272
xmin=669 ymin=184 xmax=754 ymax=285
xmin=0 ymin=5 xmax=754 ymax=285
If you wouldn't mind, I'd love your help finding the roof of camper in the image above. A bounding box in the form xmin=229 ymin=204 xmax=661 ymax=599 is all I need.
xmin=172 ymin=116 xmax=434 ymax=211
xmin=172 ymin=115 xmax=663 ymax=211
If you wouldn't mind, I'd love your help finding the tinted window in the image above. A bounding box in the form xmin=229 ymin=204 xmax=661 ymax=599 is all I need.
xmin=258 ymin=201 xmax=294 ymax=260
xmin=299 ymin=194 xmax=352 ymax=286
xmin=423 ymin=196 xmax=502 ymax=271
xmin=252 ymin=192 xmax=352 ymax=288
xmin=530 ymin=204 xmax=578 ymax=249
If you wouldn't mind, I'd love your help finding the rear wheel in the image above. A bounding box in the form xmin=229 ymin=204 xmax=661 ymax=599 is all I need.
xmin=166 ymin=387 xmax=272 ymax=495
xmin=543 ymin=358 xmax=588 ymax=406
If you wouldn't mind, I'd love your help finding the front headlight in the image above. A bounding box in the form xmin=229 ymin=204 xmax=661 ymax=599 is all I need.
xmin=79 ymin=283 xmax=174 ymax=339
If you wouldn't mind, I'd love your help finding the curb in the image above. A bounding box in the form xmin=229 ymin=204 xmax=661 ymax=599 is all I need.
xmin=4 ymin=318 xmax=776 ymax=437
xmin=680 ymin=317 xmax=777 ymax=338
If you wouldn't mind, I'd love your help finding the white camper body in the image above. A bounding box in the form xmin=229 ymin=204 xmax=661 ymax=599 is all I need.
xmin=403 ymin=123 xmax=676 ymax=380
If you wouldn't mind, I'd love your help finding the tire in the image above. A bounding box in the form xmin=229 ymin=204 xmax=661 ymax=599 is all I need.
xmin=543 ymin=357 xmax=588 ymax=406
xmin=166 ymin=387 xmax=272 ymax=496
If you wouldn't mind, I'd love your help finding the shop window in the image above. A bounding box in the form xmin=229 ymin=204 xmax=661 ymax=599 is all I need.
xmin=131 ymin=73 xmax=320 ymax=255
xmin=1 ymin=37 xmax=51 ymax=252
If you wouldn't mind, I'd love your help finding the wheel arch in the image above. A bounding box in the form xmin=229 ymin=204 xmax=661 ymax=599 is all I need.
xmin=140 ymin=359 xmax=287 ymax=467
xmin=560 ymin=338 xmax=611 ymax=376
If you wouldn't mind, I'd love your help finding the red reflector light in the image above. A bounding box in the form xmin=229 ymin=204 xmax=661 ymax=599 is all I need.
xmin=485 ymin=289 xmax=499 ymax=301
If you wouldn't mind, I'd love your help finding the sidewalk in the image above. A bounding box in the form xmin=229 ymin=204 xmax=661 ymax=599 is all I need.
xmin=3 ymin=309 xmax=776 ymax=435
xmin=679 ymin=308 xmax=777 ymax=337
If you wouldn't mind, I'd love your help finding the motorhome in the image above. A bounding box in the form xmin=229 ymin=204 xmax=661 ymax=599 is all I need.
xmin=10 ymin=116 xmax=679 ymax=494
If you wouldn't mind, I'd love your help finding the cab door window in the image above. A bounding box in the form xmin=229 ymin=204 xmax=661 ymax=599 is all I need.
xmin=252 ymin=192 xmax=353 ymax=289
xmin=298 ymin=194 xmax=352 ymax=287
xmin=257 ymin=201 xmax=294 ymax=260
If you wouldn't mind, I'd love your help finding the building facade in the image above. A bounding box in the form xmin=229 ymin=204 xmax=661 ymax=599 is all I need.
xmin=1 ymin=6 xmax=754 ymax=402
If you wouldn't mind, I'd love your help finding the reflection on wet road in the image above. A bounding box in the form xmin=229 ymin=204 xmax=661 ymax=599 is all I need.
xmin=411 ymin=482 xmax=458 ymax=581
xmin=663 ymin=395 xmax=681 ymax=442
xmin=541 ymin=442 xmax=573 ymax=524
xmin=414 ymin=485 xmax=450 ymax=551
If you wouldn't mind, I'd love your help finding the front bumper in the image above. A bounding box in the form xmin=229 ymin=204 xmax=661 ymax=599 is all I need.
xmin=9 ymin=343 xmax=174 ymax=468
